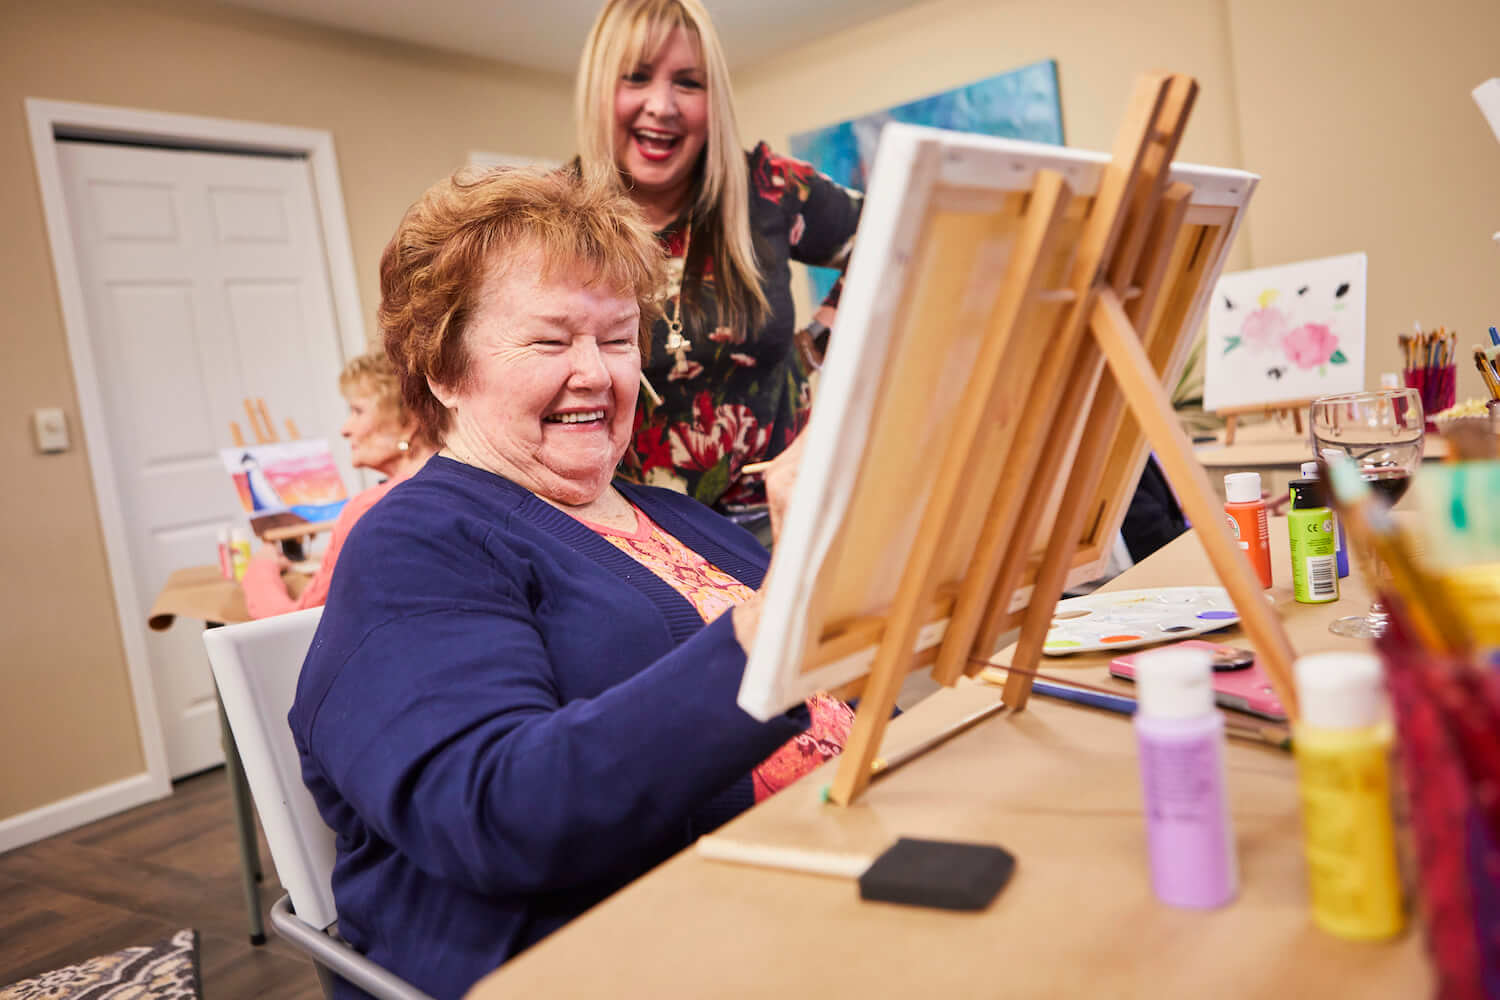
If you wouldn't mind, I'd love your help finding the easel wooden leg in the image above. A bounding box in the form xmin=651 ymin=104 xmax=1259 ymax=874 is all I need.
xmin=1002 ymin=372 xmax=1129 ymax=709
xmin=1223 ymin=413 xmax=1237 ymax=445
xmin=1090 ymin=290 xmax=1299 ymax=714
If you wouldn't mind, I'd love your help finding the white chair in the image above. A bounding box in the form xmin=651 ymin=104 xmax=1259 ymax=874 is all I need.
xmin=204 ymin=607 xmax=435 ymax=1000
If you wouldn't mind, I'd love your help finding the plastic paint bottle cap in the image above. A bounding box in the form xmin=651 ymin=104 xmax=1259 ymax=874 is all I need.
xmin=1224 ymin=472 xmax=1261 ymax=505
xmin=1134 ymin=647 xmax=1215 ymax=720
xmin=1301 ymin=461 xmax=1319 ymax=478
xmin=1294 ymin=652 xmax=1385 ymax=730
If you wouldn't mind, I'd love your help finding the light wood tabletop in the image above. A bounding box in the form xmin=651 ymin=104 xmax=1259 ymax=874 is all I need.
xmin=147 ymin=565 xmax=250 ymax=630
xmin=147 ymin=563 xmax=311 ymax=630
xmin=464 ymin=516 xmax=1431 ymax=999
xmin=1194 ymin=418 xmax=1449 ymax=469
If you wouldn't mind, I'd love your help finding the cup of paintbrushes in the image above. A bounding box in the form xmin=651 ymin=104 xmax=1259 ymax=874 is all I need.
xmin=1404 ymin=365 xmax=1456 ymax=434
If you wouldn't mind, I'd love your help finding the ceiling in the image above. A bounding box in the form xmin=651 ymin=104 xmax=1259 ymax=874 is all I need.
xmin=217 ymin=0 xmax=925 ymax=76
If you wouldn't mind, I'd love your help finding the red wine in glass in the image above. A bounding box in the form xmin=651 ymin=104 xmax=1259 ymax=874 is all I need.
xmin=1363 ymin=467 xmax=1411 ymax=505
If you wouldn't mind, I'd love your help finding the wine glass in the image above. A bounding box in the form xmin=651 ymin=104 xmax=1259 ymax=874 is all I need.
xmin=1309 ymin=388 xmax=1425 ymax=638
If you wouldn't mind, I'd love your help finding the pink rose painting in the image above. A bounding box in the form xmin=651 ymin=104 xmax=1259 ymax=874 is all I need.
xmin=1282 ymin=322 xmax=1343 ymax=370
xmin=1239 ymin=305 xmax=1288 ymax=353
xmin=1206 ymin=253 xmax=1364 ymax=412
xmin=1220 ymin=304 xmax=1347 ymax=375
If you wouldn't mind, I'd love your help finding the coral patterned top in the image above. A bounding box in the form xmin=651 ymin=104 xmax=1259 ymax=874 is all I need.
xmin=584 ymin=506 xmax=855 ymax=802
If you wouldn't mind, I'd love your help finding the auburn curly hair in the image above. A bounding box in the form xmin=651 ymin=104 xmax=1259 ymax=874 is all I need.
xmin=378 ymin=166 xmax=666 ymax=442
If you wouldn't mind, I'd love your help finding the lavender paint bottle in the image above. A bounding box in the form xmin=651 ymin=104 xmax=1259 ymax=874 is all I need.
xmin=1133 ymin=647 xmax=1239 ymax=908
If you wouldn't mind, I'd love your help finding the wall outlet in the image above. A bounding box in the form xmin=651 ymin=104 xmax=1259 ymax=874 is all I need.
xmin=33 ymin=407 xmax=69 ymax=453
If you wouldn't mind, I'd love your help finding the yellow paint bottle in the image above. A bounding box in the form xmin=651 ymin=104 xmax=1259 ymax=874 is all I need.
xmin=1292 ymin=652 xmax=1405 ymax=940
xmin=230 ymin=528 xmax=252 ymax=582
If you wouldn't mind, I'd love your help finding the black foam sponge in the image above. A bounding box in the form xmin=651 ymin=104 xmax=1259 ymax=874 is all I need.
xmin=857 ymin=837 xmax=1016 ymax=911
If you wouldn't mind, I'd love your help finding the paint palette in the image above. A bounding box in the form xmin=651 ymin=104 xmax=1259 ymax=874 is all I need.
xmin=1042 ymin=586 xmax=1240 ymax=655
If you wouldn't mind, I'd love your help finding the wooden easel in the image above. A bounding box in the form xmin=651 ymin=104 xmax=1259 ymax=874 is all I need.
xmin=818 ymin=73 xmax=1299 ymax=806
xmin=1216 ymin=400 xmax=1311 ymax=445
xmin=229 ymin=398 xmax=332 ymax=547
xmin=230 ymin=397 xmax=301 ymax=447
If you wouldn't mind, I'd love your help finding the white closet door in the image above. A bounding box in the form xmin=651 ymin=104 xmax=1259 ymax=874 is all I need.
xmin=58 ymin=139 xmax=353 ymax=777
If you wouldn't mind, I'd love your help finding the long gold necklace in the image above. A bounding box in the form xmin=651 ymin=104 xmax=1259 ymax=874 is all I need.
xmin=662 ymin=222 xmax=691 ymax=355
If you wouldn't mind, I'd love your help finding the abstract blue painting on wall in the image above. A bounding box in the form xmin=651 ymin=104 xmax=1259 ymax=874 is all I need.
xmin=789 ymin=59 xmax=1065 ymax=302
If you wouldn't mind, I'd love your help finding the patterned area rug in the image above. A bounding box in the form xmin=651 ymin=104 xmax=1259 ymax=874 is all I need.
xmin=0 ymin=928 xmax=201 ymax=1000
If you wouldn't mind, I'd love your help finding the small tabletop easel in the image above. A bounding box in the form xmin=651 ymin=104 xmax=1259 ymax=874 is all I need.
xmin=230 ymin=397 xmax=300 ymax=448
xmin=1215 ymin=399 xmax=1312 ymax=445
xmin=230 ymin=397 xmax=334 ymax=550
xmin=738 ymin=72 xmax=1300 ymax=807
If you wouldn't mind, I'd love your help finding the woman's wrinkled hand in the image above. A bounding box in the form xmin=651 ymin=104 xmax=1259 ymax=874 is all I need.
xmin=763 ymin=431 xmax=806 ymax=545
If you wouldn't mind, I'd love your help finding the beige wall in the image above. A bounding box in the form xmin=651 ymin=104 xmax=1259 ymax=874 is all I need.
xmin=0 ymin=0 xmax=572 ymax=821
xmin=735 ymin=0 xmax=1250 ymax=320
xmin=736 ymin=0 xmax=1500 ymax=402
xmin=1227 ymin=0 xmax=1500 ymax=401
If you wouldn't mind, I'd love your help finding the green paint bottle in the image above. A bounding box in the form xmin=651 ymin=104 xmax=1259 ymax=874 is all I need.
xmin=1289 ymin=477 xmax=1340 ymax=604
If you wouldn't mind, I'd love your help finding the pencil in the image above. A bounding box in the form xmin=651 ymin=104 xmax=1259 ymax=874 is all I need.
xmin=815 ymin=698 xmax=1010 ymax=801
xmin=639 ymin=373 xmax=664 ymax=407
xmin=741 ymin=460 xmax=772 ymax=476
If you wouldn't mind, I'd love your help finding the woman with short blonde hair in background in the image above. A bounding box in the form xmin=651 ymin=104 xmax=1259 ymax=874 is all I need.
xmin=575 ymin=0 xmax=862 ymax=538
xmin=241 ymin=351 xmax=435 ymax=617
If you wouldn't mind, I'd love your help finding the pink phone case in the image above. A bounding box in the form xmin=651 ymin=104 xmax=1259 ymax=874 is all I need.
xmin=1108 ymin=639 xmax=1287 ymax=722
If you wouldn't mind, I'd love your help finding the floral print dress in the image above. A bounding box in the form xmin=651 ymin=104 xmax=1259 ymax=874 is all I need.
xmin=620 ymin=143 xmax=863 ymax=515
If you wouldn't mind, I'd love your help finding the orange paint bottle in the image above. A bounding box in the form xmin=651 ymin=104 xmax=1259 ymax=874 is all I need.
xmin=1224 ymin=472 xmax=1272 ymax=589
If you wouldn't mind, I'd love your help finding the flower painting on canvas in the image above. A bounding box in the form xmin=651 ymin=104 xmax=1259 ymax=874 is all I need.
xmin=1204 ymin=252 xmax=1367 ymax=412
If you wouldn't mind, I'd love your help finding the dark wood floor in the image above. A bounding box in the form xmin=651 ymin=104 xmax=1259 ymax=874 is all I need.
xmin=0 ymin=768 xmax=323 ymax=998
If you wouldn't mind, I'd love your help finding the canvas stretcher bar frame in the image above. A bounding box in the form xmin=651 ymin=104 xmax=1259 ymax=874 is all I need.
xmin=738 ymin=73 xmax=1298 ymax=805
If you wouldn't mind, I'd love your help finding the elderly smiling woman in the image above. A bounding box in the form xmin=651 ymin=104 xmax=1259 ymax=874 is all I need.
xmin=288 ymin=168 xmax=853 ymax=1000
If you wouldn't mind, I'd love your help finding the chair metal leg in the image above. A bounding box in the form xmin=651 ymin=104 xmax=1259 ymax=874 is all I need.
xmin=314 ymin=964 xmax=340 ymax=1000
xmin=218 ymin=689 xmax=266 ymax=945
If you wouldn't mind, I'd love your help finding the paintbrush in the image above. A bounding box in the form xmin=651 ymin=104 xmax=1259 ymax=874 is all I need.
xmin=1321 ymin=455 xmax=1471 ymax=655
xmin=1476 ymin=348 xmax=1500 ymax=400
xmin=976 ymin=661 xmax=1292 ymax=750
xmin=1476 ymin=346 xmax=1500 ymax=400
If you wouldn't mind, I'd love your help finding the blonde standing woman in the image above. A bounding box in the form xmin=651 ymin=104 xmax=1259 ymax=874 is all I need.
xmin=575 ymin=0 xmax=862 ymax=536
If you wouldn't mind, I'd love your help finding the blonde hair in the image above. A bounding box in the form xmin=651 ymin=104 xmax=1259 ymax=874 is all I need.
xmin=379 ymin=166 xmax=666 ymax=442
xmin=338 ymin=351 xmax=400 ymax=411
xmin=338 ymin=350 xmax=435 ymax=451
xmin=574 ymin=0 xmax=768 ymax=338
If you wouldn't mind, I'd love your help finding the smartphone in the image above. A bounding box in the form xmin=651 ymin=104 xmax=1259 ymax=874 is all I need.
xmin=1108 ymin=639 xmax=1286 ymax=722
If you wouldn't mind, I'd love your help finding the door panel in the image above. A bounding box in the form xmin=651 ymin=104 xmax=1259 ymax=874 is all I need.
xmin=58 ymin=140 xmax=354 ymax=778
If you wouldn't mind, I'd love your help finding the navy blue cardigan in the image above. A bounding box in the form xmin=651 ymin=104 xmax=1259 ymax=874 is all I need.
xmin=289 ymin=457 xmax=803 ymax=999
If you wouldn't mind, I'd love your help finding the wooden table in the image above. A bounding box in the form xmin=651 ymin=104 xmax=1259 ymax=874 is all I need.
xmin=465 ymin=517 xmax=1430 ymax=998
xmin=147 ymin=565 xmax=250 ymax=631
xmin=1195 ymin=419 xmax=1448 ymax=505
